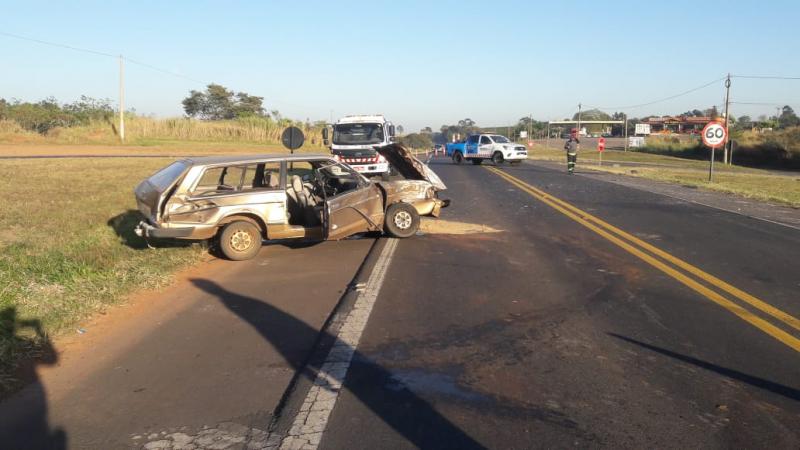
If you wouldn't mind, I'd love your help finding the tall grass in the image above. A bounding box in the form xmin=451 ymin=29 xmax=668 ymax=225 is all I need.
xmin=0 ymin=116 xmax=325 ymax=147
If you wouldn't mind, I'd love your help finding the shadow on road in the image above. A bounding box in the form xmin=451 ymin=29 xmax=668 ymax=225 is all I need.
xmin=190 ymin=278 xmax=487 ymax=449
xmin=609 ymin=333 xmax=800 ymax=401
xmin=0 ymin=307 xmax=66 ymax=449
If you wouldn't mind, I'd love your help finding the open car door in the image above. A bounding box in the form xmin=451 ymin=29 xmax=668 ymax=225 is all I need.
xmin=318 ymin=164 xmax=384 ymax=240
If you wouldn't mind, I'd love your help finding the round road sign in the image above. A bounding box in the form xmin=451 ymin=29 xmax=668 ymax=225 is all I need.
xmin=281 ymin=126 xmax=305 ymax=151
xmin=702 ymin=121 xmax=728 ymax=148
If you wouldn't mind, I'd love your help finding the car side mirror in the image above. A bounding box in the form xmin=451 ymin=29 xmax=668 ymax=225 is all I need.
xmin=322 ymin=127 xmax=329 ymax=146
xmin=388 ymin=125 xmax=396 ymax=137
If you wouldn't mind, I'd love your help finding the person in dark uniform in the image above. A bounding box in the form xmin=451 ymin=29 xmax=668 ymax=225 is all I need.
xmin=564 ymin=130 xmax=580 ymax=174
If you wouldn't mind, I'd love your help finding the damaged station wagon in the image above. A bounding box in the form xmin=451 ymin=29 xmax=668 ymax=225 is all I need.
xmin=134 ymin=144 xmax=449 ymax=260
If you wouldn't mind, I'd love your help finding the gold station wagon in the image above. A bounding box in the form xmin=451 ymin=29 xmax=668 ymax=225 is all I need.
xmin=134 ymin=144 xmax=449 ymax=260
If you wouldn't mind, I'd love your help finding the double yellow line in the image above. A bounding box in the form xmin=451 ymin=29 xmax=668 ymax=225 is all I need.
xmin=487 ymin=166 xmax=800 ymax=353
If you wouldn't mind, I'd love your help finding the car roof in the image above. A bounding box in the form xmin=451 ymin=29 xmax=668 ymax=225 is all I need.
xmin=181 ymin=153 xmax=332 ymax=166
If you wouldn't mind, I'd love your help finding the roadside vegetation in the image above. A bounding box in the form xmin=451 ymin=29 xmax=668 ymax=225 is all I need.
xmin=529 ymin=145 xmax=800 ymax=207
xmin=0 ymin=85 xmax=326 ymax=148
xmin=0 ymin=158 xmax=210 ymax=394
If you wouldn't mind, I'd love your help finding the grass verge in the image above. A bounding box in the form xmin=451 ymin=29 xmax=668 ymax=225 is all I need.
xmin=0 ymin=157 xmax=209 ymax=395
xmin=528 ymin=144 xmax=800 ymax=208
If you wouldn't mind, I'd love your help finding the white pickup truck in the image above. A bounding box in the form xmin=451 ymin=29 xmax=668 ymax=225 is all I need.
xmin=446 ymin=134 xmax=528 ymax=165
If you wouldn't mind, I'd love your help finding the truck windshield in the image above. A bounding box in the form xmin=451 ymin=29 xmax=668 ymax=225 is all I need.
xmin=333 ymin=123 xmax=385 ymax=145
xmin=491 ymin=135 xmax=511 ymax=143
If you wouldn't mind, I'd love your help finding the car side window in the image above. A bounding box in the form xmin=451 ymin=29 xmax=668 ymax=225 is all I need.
xmin=467 ymin=135 xmax=479 ymax=144
xmin=480 ymin=136 xmax=492 ymax=145
xmin=192 ymin=165 xmax=246 ymax=196
xmin=286 ymin=161 xmax=315 ymax=186
xmin=241 ymin=162 xmax=281 ymax=191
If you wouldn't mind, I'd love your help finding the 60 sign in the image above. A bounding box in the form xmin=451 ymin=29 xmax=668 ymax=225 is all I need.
xmin=702 ymin=121 xmax=728 ymax=148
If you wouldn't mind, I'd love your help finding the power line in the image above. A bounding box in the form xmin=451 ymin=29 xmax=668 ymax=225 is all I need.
xmin=733 ymin=75 xmax=800 ymax=80
xmin=0 ymin=30 xmax=206 ymax=86
xmin=585 ymin=76 xmax=726 ymax=111
xmin=0 ymin=30 xmax=115 ymax=58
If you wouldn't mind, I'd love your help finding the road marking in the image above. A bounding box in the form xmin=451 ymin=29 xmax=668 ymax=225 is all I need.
xmin=487 ymin=167 xmax=800 ymax=353
xmin=279 ymin=238 xmax=398 ymax=449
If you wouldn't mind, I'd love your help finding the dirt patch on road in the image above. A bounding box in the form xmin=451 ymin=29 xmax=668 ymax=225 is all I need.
xmin=420 ymin=218 xmax=503 ymax=235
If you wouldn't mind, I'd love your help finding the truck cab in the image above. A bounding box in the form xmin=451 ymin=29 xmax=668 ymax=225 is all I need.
xmin=323 ymin=115 xmax=396 ymax=177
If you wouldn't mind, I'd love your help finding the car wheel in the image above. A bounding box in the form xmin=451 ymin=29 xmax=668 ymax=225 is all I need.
xmin=453 ymin=152 xmax=464 ymax=165
xmin=471 ymin=158 xmax=483 ymax=165
xmin=384 ymin=203 xmax=420 ymax=238
xmin=219 ymin=221 xmax=262 ymax=261
xmin=492 ymin=152 xmax=504 ymax=165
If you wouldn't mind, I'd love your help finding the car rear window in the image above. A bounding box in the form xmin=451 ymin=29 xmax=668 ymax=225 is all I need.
xmin=148 ymin=161 xmax=188 ymax=191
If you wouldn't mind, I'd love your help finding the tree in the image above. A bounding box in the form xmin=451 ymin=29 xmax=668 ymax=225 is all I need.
xmin=735 ymin=115 xmax=752 ymax=131
xmin=572 ymin=108 xmax=611 ymax=134
xmin=182 ymin=84 xmax=266 ymax=120
xmin=396 ymin=125 xmax=405 ymax=135
xmin=778 ymin=105 xmax=800 ymax=129
xmin=399 ymin=132 xmax=433 ymax=149
xmin=420 ymin=126 xmax=433 ymax=134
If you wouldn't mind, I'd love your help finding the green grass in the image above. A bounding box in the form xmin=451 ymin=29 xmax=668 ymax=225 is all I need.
xmin=0 ymin=158 xmax=210 ymax=394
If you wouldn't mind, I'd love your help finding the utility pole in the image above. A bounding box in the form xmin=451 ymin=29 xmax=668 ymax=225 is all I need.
xmin=546 ymin=122 xmax=550 ymax=148
xmin=723 ymin=74 xmax=731 ymax=164
xmin=623 ymin=113 xmax=628 ymax=152
xmin=118 ymin=55 xmax=125 ymax=143
xmin=576 ymin=103 xmax=582 ymax=139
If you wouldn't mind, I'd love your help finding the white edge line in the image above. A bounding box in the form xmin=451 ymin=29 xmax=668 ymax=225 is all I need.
xmin=278 ymin=238 xmax=399 ymax=449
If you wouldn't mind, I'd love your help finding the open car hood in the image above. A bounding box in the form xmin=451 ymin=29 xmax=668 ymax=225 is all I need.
xmin=374 ymin=144 xmax=446 ymax=190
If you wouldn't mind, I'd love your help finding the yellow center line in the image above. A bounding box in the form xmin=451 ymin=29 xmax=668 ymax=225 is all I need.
xmin=495 ymin=168 xmax=800 ymax=334
xmin=487 ymin=166 xmax=800 ymax=353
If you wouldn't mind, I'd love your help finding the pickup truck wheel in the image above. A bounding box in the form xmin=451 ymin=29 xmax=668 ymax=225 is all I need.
xmin=384 ymin=203 xmax=420 ymax=238
xmin=471 ymin=158 xmax=483 ymax=165
xmin=219 ymin=221 xmax=262 ymax=261
xmin=492 ymin=152 xmax=504 ymax=165
xmin=453 ymin=152 xmax=464 ymax=165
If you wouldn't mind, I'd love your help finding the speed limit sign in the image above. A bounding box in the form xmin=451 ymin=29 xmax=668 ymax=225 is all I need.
xmin=702 ymin=121 xmax=728 ymax=148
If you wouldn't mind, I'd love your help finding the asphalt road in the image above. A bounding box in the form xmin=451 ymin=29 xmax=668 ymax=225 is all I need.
xmin=2 ymin=157 xmax=799 ymax=449
xmin=318 ymin=159 xmax=800 ymax=449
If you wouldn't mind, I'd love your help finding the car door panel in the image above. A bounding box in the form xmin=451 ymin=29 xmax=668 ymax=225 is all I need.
xmin=326 ymin=184 xmax=383 ymax=240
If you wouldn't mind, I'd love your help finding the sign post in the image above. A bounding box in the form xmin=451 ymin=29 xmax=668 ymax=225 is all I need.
xmin=281 ymin=126 xmax=305 ymax=154
xmin=597 ymin=136 xmax=605 ymax=166
xmin=702 ymin=121 xmax=728 ymax=182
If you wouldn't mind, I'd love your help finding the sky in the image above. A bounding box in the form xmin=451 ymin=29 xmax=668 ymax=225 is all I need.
xmin=1 ymin=0 xmax=799 ymax=131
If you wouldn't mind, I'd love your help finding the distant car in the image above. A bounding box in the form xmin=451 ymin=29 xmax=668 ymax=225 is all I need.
xmin=601 ymin=133 xmax=612 ymax=138
xmin=134 ymin=145 xmax=449 ymax=260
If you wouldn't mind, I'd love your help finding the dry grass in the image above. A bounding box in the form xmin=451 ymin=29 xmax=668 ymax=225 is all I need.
xmin=0 ymin=157 xmax=209 ymax=392
xmin=527 ymin=143 xmax=800 ymax=207
xmin=0 ymin=116 xmax=326 ymax=147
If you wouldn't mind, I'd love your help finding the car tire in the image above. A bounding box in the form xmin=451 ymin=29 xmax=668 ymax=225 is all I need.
xmin=471 ymin=158 xmax=483 ymax=165
xmin=492 ymin=152 xmax=504 ymax=165
xmin=384 ymin=203 xmax=420 ymax=238
xmin=218 ymin=221 xmax=262 ymax=261
xmin=453 ymin=152 xmax=464 ymax=165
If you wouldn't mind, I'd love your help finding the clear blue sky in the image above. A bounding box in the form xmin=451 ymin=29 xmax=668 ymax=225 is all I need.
xmin=1 ymin=0 xmax=799 ymax=131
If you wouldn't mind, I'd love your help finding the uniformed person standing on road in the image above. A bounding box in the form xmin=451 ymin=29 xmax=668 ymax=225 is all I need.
xmin=564 ymin=130 xmax=580 ymax=174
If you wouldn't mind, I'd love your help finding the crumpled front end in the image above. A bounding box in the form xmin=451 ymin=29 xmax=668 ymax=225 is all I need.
xmin=377 ymin=180 xmax=450 ymax=217
xmin=374 ymin=143 xmax=447 ymax=191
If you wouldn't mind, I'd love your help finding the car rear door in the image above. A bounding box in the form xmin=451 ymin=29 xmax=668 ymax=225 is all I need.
xmin=465 ymin=135 xmax=479 ymax=156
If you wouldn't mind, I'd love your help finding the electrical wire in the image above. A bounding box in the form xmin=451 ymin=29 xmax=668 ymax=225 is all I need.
xmin=733 ymin=75 xmax=800 ymax=80
xmin=0 ymin=30 xmax=206 ymax=86
xmin=584 ymin=76 xmax=726 ymax=111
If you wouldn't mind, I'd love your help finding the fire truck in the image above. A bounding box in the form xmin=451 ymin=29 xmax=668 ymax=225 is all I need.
xmin=322 ymin=115 xmax=396 ymax=177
